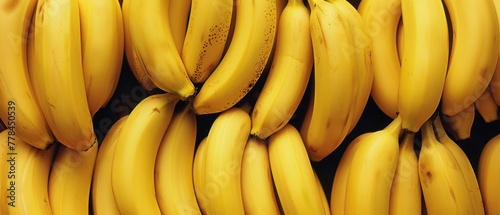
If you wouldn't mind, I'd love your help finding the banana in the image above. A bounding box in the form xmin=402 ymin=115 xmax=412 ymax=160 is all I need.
xmin=182 ymin=0 xmax=234 ymax=83
xmin=357 ymin=0 xmax=402 ymax=119
xmin=269 ymin=124 xmax=327 ymax=215
xmin=475 ymin=87 xmax=499 ymax=123
xmin=126 ymin=0 xmax=195 ymax=100
xmin=169 ymin=0 xmax=191 ymax=54
xmin=314 ymin=171 xmax=331 ymax=215
xmin=49 ymin=142 xmax=98 ymax=215
xmin=122 ymin=0 xmax=157 ymax=92
xmin=192 ymin=0 xmax=277 ymax=114
xmin=491 ymin=0 xmax=500 ymax=106
xmin=111 ymin=93 xmax=179 ymax=215
xmin=433 ymin=116 xmax=485 ymax=215
xmin=419 ymin=120 xmax=475 ymax=214
xmin=241 ymin=138 xmax=280 ymax=215
xmin=31 ymin=0 xmax=97 ymax=151
xmin=193 ymin=137 xmax=208 ymax=214
xmin=344 ymin=115 xmax=402 ymax=215
xmin=0 ymin=0 xmax=55 ymax=149
xmin=398 ymin=0 xmax=449 ymax=132
xmin=155 ymin=103 xmax=201 ymax=214
xmin=440 ymin=0 xmax=500 ymax=117
xmin=92 ymin=115 xmax=129 ymax=215
xmin=389 ymin=133 xmax=421 ymax=215
xmin=478 ymin=133 xmax=500 ymax=215
xmin=201 ymin=107 xmax=250 ymax=214
xmin=440 ymin=104 xmax=475 ymax=140
xmin=1 ymin=132 xmax=57 ymax=215
xmin=250 ymin=0 xmax=313 ymax=140
xmin=78 ymin=0 xmax=124 ymax=116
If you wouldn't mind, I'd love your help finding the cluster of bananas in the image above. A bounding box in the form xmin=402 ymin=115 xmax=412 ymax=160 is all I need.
xmin=2 ymin=0 xmax=500 ymax=213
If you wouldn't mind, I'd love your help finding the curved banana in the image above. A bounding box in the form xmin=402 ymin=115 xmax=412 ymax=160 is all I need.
xmin=344 ymin=115 xmax=402 ymax=215
xmin=0 ymin=0 xmax=55 ymax=149
xmin=433 ymin=116 xmax=485 ymax=215
xmin=241 ymin=138 xmax=280 ymax=214
xmin=419 ymin=120 xmax=475 ymax=214
xmin=250 ymin=0 xmax=313 ymax=140
xmin=193 ymin=137 xmax=208 ymax=214
xmin=49 ymin=142 xmax=98 ymax=215
xmin=357 ymin=0 xmax=402 ymax=119
xmin=478 ymin=133 xmax=500 ymax=215
xmin=92 ymin=115 xmax=128 ymax=215
xmin=398 ymin=0 xmax=449 ymax=132
xmin=78 ymin=0 xmax=124 ymax=116
xmin=126 ymin=0 xmax=195 ymax=100
xmin=2 ymin=132 xmax=57 ymax=215
xmin=192 ymin=0 xmax=277 ymax=114
xmin=475 ymin=87 xmax=499 ymax=123
xmin=440 ymin=0 xmax=499 ymax=117
xmin=111 ymin=93 xmax=179 ymax=215
xmin=182 ymin=0 xmax=234 ymax=83
xmin=269 ymin=124 xmax=327 ymax=215
xmin=201 ymin=107 xmax=250 ymax=214
xmin=440 ymin=104 xmax=475 ymax=140
xmin=155 ymin=104 xmax=201 ymax=214
xmin=169 ymin=0 xmax=191 ymax=54
xmin=389 ymin=133 xmax=421 ymax=215
xmin=31 ymin=0 xmax=96 ymax=151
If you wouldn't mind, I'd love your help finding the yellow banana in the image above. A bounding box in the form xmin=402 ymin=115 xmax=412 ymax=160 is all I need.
xmin=441 ymin=104 xmax=475 ymax=140
xmin=182 ymin=0 xmax=234 ymax=83
xmin=269 ymin=124 xmax=327 ymax=215
xmin=31 ymin=0 xmax=96 ymax=151
xmin=91 ymin=115 xmax=129 ymax=215
xmin=126 ymin=0 xmax=195 ymax=100
xmin=169 ymin=0 xmax=191 ymax=54
xmin=441 ymin=0 xmax=500 ymax=117
xmin=0 ymin=0 xmax=55 ymax=149
xmin=111 ymin=93 xmax=179 ymax=215
xmin=433 ymin=116 xmax=485 ymax=215
xmin=344 ymin=115 xmax=402 ymax=215
xmin=192 ymin=0 xmax=277 ymax=114
xmin=478 ymin=133 xmax=500 ymax=215
xmin=389 ymin=133 xmax=421 ymax=215
xmin=193 ymin=137 xmax=208 ymax=214
xmin=475 ymin=87 xmax=499 ymax=123
xmin=250 ymin=0 xmax=313 ymax=140
xmin=398 ymin=0 xmax=449 ymax=132
xmin=357 ymin=0 xmax=402 ymax=119
xmin=491 ymin=0 xmax=500 ymax=106
xmin=155 ymin=104 xmax=201 ymax=214
xmin=314 ymin=171 xmax=331 ymax=215
xmin=78 ymin=0 xmax=124 ymax=116
xmin=419 ymin=120 xmax=475 ymax=214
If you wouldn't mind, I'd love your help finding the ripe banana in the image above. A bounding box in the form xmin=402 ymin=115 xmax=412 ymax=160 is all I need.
xmin=182 ymin=0 xmax=234 ymax=83
xmin=155 ymin=104 xmax=201 ymax=214
xmin=344 ymin=115 xmax=402 ymax=215
xmin=78 ymin=0 xmax=124 ymax=116
xmin=49 ymin=142 xmax=98 ymax=215
xmin=440 ymin=0 xmax=500 ymax=117
xmin=433 ymin=116 xmax=485 ymax=215
xmin=1 ymin=132 xmax=57 ymax=215
xmin=475 ymin=87 xmax=499 ymax=123
xmin=0 ymin=0 xmax=55 ymax=149
xmin=126 ymin=0 xmax=195 ymax=100
xmin=389 ymin=133 xmax=421 ymax=215
xmin=201 ymin=107 xmax=250 ymax=214
xmin=441 ymin=104 xmax=475 ymax=140
xmin=92 ymin=115 xmax=129 ymax=215
xmin=398 ymin=0 xmax=449 ymax=132
xmin=111 ymin=93 xmax=179 ymax=215
xmin=478 ymin=133 xmax=500 ymax=215
xmin=193 ymin=137 xmax=208 ymax=214
xmin=31 ymin=0 xmax=96 ymax=151
xmin=241 ymin=138 xmax=280 ymax=215
xmin=357 ymin=0 xmax=401 ymax=119
xmin=269 ymin=124 xmax=327 ymax=215
xmin=491 ymin=0 xmax=500 ymax=106
xmin=169 ymin=0 xmax=191 ymax=54
xmin=419 ymin=120 xmax=475 ymax=214
xmin=250 ymin=0 xmax=313 ymax=140
xmin=192 ymin=0 xmax=277 ymax=114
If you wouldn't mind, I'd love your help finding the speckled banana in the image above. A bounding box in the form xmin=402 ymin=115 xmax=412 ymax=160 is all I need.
xmin=440 ymin=104 xmax=475 ymax=140
xmin=475 ymin=87 xmax=499 ymax=123
xmin=182 ymin=0 xmax=234 ymax=83
xmin=398 ymin=0 xmax=449 ymax=132
xmin=478 ymin=133 xmax=500 ymax=215
xmin=169 ymin=0 xmax=191 ymax=54
xmin=154 ymin=104 xmax=201 ymax=214
xmin=111 ymin=93 xmax=179 ymax=215
xmin=192 ymin=0 xmax=277 ymax=114
xmin=0 ymin=0 xmax=55 ymax=150
xmin=250 ymin=0 xmax=313 ymax=140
